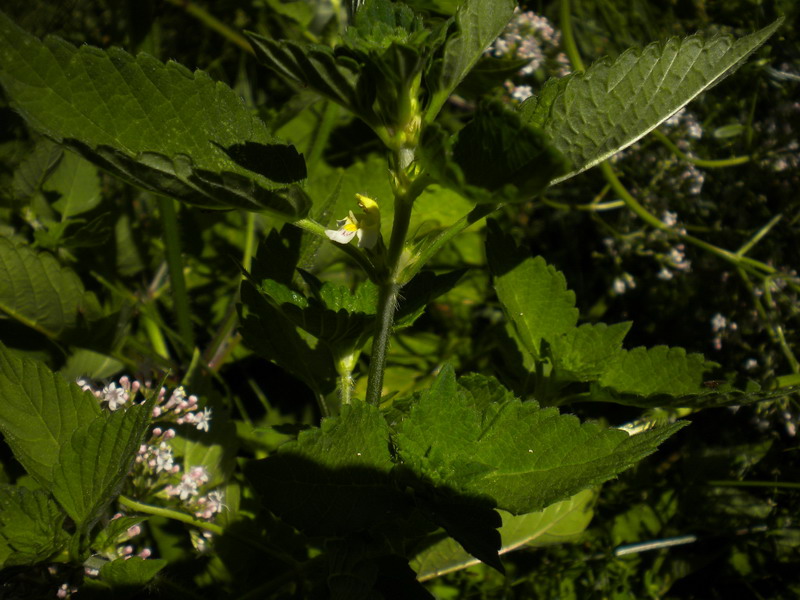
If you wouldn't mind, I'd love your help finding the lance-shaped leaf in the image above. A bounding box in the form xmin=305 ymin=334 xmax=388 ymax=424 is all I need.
xmin=50 ymin=398 xmax=154 ymax=530
xmin=0 ymin=236 xmax=87 ymax=338
xmin=394 ymin=367 xmax=687 ymax=515
xmin=0 ymin=485 xmax=68 ymax=567
xmin=522 ymin=19 xmax=783 ymax=184
xmin=425 ymin=0 xmax=517 ymax=121
xmin=0 ymin=10 xmax=309 ymax=218
xmin=413 ymin=488 xmax=595 ymax=581
xmin=0 ymin=341 xmax=101 ymax=488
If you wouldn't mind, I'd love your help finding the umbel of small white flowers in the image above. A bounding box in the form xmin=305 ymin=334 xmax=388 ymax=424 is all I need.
xmin=325 ymin=193 xmax=381 ymax=249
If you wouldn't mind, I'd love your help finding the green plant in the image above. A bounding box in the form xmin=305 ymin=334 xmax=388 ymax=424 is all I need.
xmin=0 ymin=1 xmax=794 ymax=598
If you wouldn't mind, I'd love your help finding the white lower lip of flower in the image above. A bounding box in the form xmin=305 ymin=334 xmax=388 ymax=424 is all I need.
xmin=326 ymin=228 xmax=358 ymax=244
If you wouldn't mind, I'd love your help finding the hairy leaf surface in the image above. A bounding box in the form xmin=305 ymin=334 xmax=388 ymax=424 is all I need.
xmin=50 ymin=399 xmax=153 ymax=529
xmin=0 ymin=342 xmax=101 ymax=488
xmin=394 ymin=367 xmax=686 ymax=515
xmin=0 ymin=10 xmax=309 ymax=218
xmin=0 ymin=485 xmax=67 ymax=567
xmin=523 ymin=19 xmax=783 ymax=183
xmin=0 ymin=236 xmax=86 ymax=338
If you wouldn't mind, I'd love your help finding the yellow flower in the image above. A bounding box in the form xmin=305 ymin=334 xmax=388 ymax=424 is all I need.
xmin=325 ymin=194 xmax=381 ymax=249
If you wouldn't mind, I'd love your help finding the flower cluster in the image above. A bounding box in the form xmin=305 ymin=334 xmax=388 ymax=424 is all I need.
xmin=710 ymin=312 xmax=738 ymax=351
xmin=78 ymin=376 xmax=212 ymax=433
xmin=487 ymin=8 xmax=571 ymax=103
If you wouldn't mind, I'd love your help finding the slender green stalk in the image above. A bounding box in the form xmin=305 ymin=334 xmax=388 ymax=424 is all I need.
xmin=651 ymin=129 xmax=752 ymax=168
xmin=707 ymin=480 xmax=800 ymax=490
xmin=118 ymin=495 xmax=298 ymax=565
xmin=164 ymin=0 xmax=253 ymax=54
xmin=559 ymin=0 xmax=585 ymax=72
xmin=736 ymin=214 xmax=782 ymax=257
xmin=157 ymin=196 xmax=195 ymax=350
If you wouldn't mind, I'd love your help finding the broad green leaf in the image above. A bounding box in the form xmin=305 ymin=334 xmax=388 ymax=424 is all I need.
xmin=50 ymin=399 xmax=153 ymax=529
xmin=99 ymin=556 xmax=167 ymax=586
xmin=60 ymin=349 xmax=124 ymax=381
xmin=394 ymin=367 xmax=687 ymax=515
xmin=599 ymin=346 xmax=711 ymax=397
xmin=0 ymin=341 xmax=101 ymax=488
xmin=413 ymin=488 xmax=595 ymax=581
xmin=0 ymin=485 xmax=67 ymax=567
xmin=0 ymin=236 xmax=86 ymax=338
xmin=43 ymin=150 xmax=102 ymax=219
xmin=419 ymin=102 xmax=569 ymax=203
xmin=11 ymin=137 xmax=62 ymax=202
xmin=523 ymin=19 xmax=783 ymax=184
xmin=425 ymin=0 xmax=517 ymax=121
xmin=547 ymin=322 xmax=632 ymax=383
xmin=0 ymin=11 xmax=309 ymax=218
xmin=486 ymin=222 xmax=578 ymax=359
xmin=238 ymin=280 xmax=338 ymax=395
xmin=244 ymin=401 xmax=407 ymax=536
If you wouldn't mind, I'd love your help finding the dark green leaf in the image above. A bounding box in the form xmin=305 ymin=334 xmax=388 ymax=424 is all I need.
xmin=426 ymin=0 xmax=517 ymax=120
xmin=99 ymin=556 xmax=167 ymax=587
xmin=486 ymin=222 xmax=578 ymax=359
xmin=245 ymin=401 xmax=408 ymax=536
xmin=523 ymin=19 xmax=783 ymax=184
xmin=547 ymin=322 xmax=632 ymax=383
xmin=0 ymin=11 xmax=309 ymax=218
xmin=0 ymin=485 xmax=67 ymax=567
xmin=0 ymin=236 xmax=87 ymax=338
xmin=394 ymin=367 xmax=687 ymax=515
xmin=0 ymin=341 xmax=101 ymax=488
xmin=50 ymin=399 xmax=153 ymax=529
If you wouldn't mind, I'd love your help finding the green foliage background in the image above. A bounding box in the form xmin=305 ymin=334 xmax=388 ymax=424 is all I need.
xmin=0 ymin=0 xmax=798 ymax=598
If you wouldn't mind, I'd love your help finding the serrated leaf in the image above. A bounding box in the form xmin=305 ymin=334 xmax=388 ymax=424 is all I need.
xmin=486 ymin=222 xmax=578 ymax=359
xmin=99 ymin=556 xmax=167 ymax=587
xmin=0 ymin=485 xmax=67 ymax=567
xmin=0 ymin=341 xmax=101 ymax=488
xmin=0 ymin=236 xmax=86 ymax=338
xmin=524 ymin=19 xmax=783 ymax=184
xmin=246 ymin=34 xmax=378 ymax=128
xmin=0 ymin=11 xmax=309 ymax=218
xmin=91 ymin=515 xmax=148 ymax=554
xmin=394 ymin=367 xmax=687 ymax=515
xmin=238 ymin=279 xmax=338 ymax=394
xmin=244 ymin=401 xmax=408 ymax=536
xmin=425 ymin=0 xmax=517 ymax=120
xmin=547 ymin=322 xmax=632 ymax=383
xmin=50 ymin=399 xmax=153 ymax=529
xmin=44 ymin=150 xmax=102 ymax=219
xmin=11 ymin=137 xmax=62 ymax=201
xmin=413 ymin=488 xmax=595 ymax=581
xmin=419 ymin=102 xmax=569 ymax=203
xmin=599 ymin=345 xmax=711 ymax=397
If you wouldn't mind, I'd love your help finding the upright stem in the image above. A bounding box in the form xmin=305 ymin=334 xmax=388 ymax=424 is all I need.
xmin=365 ymin=194 xmax=415 ymax=405
xmin=158 ymin=196 xmax=195 ymax=351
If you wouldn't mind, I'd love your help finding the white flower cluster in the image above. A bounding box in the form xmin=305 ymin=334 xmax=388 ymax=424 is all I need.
xmin=487 ymin=8 xmax=571 ymax=103
xmin=78 ymin=377 xmax=212 ymax=433
xmin=164 ymin=466 xmax=226 ymax=521
xmin=710 ymin=311 xmax=738 ymax=351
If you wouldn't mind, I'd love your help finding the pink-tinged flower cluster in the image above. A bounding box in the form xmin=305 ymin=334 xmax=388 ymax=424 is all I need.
xmin=486 ymin=8 xmax=571 ymax=104
xmin=78 ymin=375 xmax=140 ymax=412
xmin=77 ymin=377 xmax=212 ymax=432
